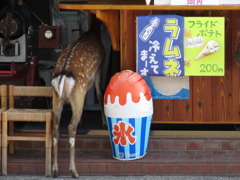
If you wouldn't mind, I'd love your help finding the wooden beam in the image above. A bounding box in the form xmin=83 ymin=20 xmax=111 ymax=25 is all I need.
xmin=7 ymin=136 xmax=45 ymax=141
xmin=95 ymin=10 xmax=120 ymax=51
xmin=58 ymin=3 xmax=240 ymax=11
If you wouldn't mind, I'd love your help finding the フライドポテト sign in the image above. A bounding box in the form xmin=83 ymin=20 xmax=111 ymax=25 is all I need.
xmin=184 ymin=17 xmax=225 ymax=76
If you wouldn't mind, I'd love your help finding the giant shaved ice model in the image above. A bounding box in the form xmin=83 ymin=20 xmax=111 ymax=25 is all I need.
xmin=104 ymin=70 xmax=153 ymax=160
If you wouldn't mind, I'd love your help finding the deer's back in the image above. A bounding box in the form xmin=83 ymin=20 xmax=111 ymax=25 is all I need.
xmin=53 ymin=31 xmax=104 ymax=85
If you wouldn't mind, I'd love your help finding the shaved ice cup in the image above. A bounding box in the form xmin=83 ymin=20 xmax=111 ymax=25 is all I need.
xmin=104 ymin=70 xmax=153 ymax=160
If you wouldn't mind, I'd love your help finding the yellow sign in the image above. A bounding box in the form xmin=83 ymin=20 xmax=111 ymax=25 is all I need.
xmin=184 ymin=17 xmax=225 ymax=76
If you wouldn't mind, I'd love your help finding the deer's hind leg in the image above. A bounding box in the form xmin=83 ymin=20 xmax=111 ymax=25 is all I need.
xmin=68 ymin=88 xmax=87 ymax=178
xmin=52 ymin=92 xmax=65 ymax=178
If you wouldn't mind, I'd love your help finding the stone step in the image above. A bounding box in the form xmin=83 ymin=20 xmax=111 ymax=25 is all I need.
xmin=3 ymin=132 xmax=240 ymax=177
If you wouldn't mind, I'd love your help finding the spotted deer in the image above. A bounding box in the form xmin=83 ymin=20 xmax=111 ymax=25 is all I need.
xmin=51 ymin=31 xmax=105 ymax=178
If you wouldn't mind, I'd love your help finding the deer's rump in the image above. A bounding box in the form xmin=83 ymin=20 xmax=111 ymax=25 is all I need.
xmin=52 ymin=31 xmax=104 ymax=99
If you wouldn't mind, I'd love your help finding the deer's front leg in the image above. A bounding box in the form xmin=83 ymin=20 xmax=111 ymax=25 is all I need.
xmin=52 ymin=95 xmax=64 ymax=178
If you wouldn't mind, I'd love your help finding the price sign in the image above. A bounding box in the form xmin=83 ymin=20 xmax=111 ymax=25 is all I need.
xmin=184 ymin=17 xmax=225 ymax=76
xmin=171 ymin=0 xmax=219 ymax=5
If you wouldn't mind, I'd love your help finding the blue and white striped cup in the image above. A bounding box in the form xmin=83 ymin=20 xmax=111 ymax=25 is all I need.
xmin=106 ymin=116 xmax=152 ymax=160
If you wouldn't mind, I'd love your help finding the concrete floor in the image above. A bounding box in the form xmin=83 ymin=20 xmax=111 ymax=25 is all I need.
xmin=0 ymin=176 xmax=239 ymax=180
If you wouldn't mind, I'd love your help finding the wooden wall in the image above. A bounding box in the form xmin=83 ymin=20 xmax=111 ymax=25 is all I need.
xmin=120 ymin=10 xmax=240 ymax=124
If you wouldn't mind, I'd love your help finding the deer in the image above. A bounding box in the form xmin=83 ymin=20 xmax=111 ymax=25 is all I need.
xmin=51 ymin=30 xmax=105 ymax=178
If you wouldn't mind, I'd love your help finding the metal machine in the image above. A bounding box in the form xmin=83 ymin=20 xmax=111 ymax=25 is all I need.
xmin=0 ymin=0 xmax=36 ymax=85
xmin=0 ymin=0 xmax=60 ymax=86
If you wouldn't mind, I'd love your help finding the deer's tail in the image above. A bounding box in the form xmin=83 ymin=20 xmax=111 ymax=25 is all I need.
xmin=51 ymin=71 xmax=75 ymax=98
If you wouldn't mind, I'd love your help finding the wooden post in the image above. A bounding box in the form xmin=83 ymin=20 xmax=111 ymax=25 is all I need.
xmin=1 ymin=85 xmax=7 ymax=109
xmin=8 ymin=85 xmax=15 ymax=154
xmin=2 ymin=112 xmax=8 ymax=176
xmin=45 ymin=112 xmax=52 ymax=177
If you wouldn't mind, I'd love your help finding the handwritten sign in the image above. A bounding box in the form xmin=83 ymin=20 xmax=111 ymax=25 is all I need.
xmin=171 ymin=0 xmax=219 ymax=5
xmin=136 ymin=15 xmax=185 ymax=77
